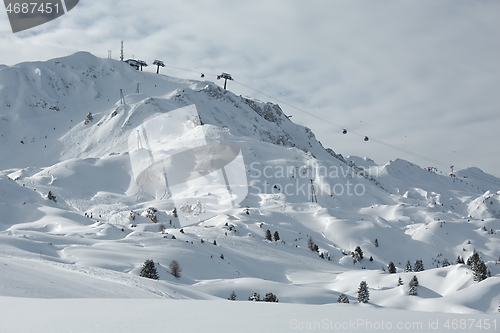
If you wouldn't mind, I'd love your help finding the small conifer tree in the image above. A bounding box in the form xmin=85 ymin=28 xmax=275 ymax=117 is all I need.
xmin=467 ymin=249 xmax=488 ymax=282
xmin=404 ymin=260 xmax=412 ymax=272
xmin=354 ymin=246 xmax=364 ymax=260
xmin=357 ymin=281 xmax=370 ymax=303
xmin=228 ymin=291 xmax=237 ymax=301
xmin=273 ymin=231 xmax=280 ymax=242
xmin=307 ymin=236 xmax=315 ymax=251
xmin=397 ymin=276 xmax=403 ymax=287
xmin=408 ymin=276 xmax=419 ymax=296
xmin=466 ymin=249 xmax=480 ymax=267
xmin=473 ymin=260 xmax=488 ymax=282
xmin=84 ymin=112 xmax=93 ymax=125
xmin=265 ymin=229 xmax=272 ymax=241
xmin=337 ymin=293 xmax=349 ymax=303
xmin=169 ymin=260 xmax=182 ymax=278
xmin=264 ymin=292 xmax=278 ymax=302
xmin=455 ymin=256 xmax=464 ymax=264
xmin=248 ymin=292 xmax=261 ymax=301
xmin=47 ymin=191 xmax=57 ymax=202
xmin=139 ymin=259 xmax=159 ymax=280
xmin=387 ymin=261 xmax=396 ymax=274
xmin=413 ymin=259 xmax=424 ymax=272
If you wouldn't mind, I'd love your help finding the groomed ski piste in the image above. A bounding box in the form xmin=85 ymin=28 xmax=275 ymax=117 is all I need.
xmin=0 ymin=52 xmax=499 ymax=333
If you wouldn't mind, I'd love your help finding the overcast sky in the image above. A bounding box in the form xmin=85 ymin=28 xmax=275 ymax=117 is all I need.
xmin=1 ymin=0 xmax=499 ymax=176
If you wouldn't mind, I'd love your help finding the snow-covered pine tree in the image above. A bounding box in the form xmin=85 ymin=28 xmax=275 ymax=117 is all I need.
xmin=473 ymin=260 xmax=488 ymax=282
xmin=441 ymin=258 xmax=450 ymax=267
xmin=139 ymin=259 xmax=159 ymax=280
xmin=337 ymin=293 xmax=349 ymax=303
xmin=455 ymin=256 xmax=464 ymax=264
xmin=413 ymin=259 xmax=424 ymax=272
xmin=404 ymin=260 xmax=412 ymax=272
xmin=228 ymin=291 xmax=237 ymax=301
xmin=374 ymin=239 xmax=379 ymax=247
xmin=408 ymin=276 xmax=419 ymax=296
xmin=357 ymin=281 xmax=370 ymax=303
xmin=145 ymin=207 xmax=158 ymax=223
xmin=265 ymin=229 xmax=272 ymax=241
xmin=273 ymin=231 xmax=280 ymax=242
xmin=397 ymin=276 xmax=403 ymax=287
xmin=248 ymin=292 xmax=261 ymax=301
xmin=410 ymin=275 xmax=419 ymax=287
xmin=264 ymin=292 xmax=278 ymax=302
xmin=467 ymin=249 xmax=480 ymax=267
xmin=387 ymin=261 xmax=396 ymax=274
xmin=466 ymin=249 xmax=488 ymax=282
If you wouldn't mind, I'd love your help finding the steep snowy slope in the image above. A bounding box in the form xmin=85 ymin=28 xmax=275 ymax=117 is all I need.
xmin=0 ymin=52 xmax=499 ymax=314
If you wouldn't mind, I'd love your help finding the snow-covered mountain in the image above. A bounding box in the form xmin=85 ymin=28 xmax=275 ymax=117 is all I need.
xmin=0 ymin=52 xmax=499 ymax=318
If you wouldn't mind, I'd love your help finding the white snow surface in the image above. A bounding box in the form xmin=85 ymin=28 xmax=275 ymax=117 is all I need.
xmin=0 ymin=52 xmax=499 ymax=331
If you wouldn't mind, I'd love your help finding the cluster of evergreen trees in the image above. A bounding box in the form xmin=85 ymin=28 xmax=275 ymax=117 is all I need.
xmin=139 ymin=259 xmax=182 ymax=280
xmin=245 ymin=292 xmax=278 ymax=302
xmin=338 ymin=275 xmax=424 ymax=304
xmin=265 ymin=230 xmax=280 ymax=242
xmin=337 ymin=281 xmax=370 ymax=304
xmin=402 ymin=259 xmax=424 ymax=273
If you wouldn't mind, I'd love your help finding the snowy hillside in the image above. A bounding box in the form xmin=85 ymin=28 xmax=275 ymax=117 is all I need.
xmin=0 ymin=52 xmax=499 ymax=327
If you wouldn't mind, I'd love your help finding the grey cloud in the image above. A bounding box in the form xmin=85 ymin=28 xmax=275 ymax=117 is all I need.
xmin=0 ymin=0 xmax=499 ymax=175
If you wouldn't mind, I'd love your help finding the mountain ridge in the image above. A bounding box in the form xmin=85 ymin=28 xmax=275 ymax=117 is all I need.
xmin=0 ymin=52 xmax=498 ymax=313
